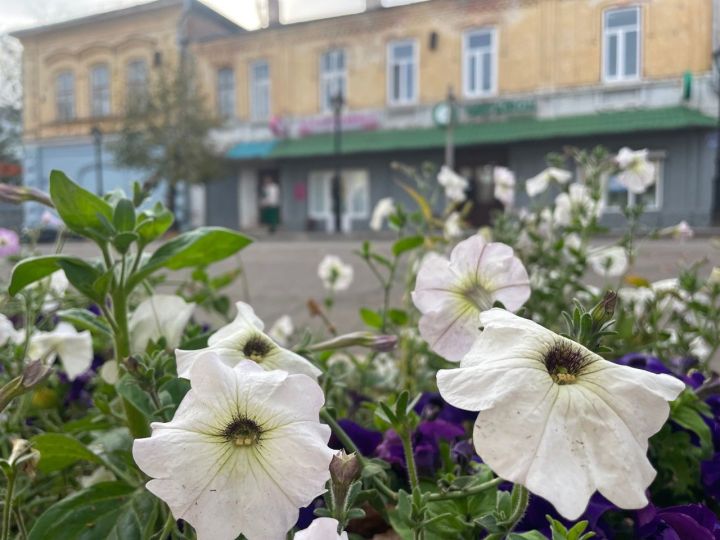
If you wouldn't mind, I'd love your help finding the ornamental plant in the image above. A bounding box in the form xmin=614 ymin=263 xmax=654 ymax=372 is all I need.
xmin=0 ymin=147 xmax=717 ymax=540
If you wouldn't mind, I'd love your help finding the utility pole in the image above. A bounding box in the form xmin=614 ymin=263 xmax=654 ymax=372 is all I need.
xmin=331 ymin=91 xmax=344 ymax=233
xmin=445 ymin=86 xmax=456 ymax=170
xmin=90 ymin=126 xmax=104 ymax=195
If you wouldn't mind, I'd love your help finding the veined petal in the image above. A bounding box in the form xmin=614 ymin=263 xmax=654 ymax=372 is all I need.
xmin=264 ymin=349 xmax=323 ymax=379
xmin=411 ymin=252 xmax=458 ymax=313
xmin=448 ymin=235 xmax=490 ymax=277
xmin=418 ymin=304 xmax=480 ymax=362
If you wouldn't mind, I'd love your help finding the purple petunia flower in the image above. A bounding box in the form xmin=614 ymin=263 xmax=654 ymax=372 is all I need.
xmin=414 ymin=392 xmax=478 ymax=425
xmin=701 ymin=453 xmax=720 ymax=501
xmin=636 ymin=503 xmax=720 ymax=540
xmin=0 ymin=228 xmax=20 ymax=257
xmin=328 ymin=419 xmax=383 ymax=457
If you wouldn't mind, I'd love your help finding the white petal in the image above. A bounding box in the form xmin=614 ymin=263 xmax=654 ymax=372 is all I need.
xmin=411 ymin=252 xmax=458 ymax=313
xmin=209 ymin=301 xmax=265 ymax=345
xmin=418 ymin=304 xmax=480 ymax=362
xmin=525 ymin=172 xmax=549 ymax=197
xmin=295 ymin=518 xmax=348 ymax=540
xmin=129 ymin=295 xmax=195 ymax=353
xmin=448 ymin=235 xmax=490 ymax=277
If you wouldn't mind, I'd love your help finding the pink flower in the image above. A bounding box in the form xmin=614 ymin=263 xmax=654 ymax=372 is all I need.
xmin=0 ymin=228 xmax=20 ymax=257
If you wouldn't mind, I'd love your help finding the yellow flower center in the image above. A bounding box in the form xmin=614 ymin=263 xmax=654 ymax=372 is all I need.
xmin=220 ymin=416 xmax=263 ymax=447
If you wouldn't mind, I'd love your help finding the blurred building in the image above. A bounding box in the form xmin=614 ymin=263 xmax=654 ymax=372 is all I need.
xmin=12 ymin=0 xmax=720 ymax=231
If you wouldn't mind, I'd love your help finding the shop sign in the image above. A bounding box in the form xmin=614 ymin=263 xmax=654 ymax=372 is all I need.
xmin=465 ymin=99 xmax=536 ymax=120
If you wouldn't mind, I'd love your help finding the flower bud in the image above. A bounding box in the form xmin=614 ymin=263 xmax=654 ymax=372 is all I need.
xmin=8 ymin=438 xmax=40 ymax=478
xmin=0 ymin=184 xmax=53 ymax=207
xmin=329 ymin=450 xmax=361 ymax=488
xmin=591 ymin=290 xmax=617 ymax=324
xmin=308 ymin=332 xmax=397 ymax=353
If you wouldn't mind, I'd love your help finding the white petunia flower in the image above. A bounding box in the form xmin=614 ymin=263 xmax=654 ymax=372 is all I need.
xmin=588 ymin=246 xmax=628 ymax=278
xmin=618 ymin=287 xmax=655 ymax=317
xmin=369 ymin=197 xmax=396 ymax=231
xmin=615 ymin=148 xmax=656 ymax=194
xmin=709 ymin=267 xmax=720 ymax=285
xmin=99 ymin=360 xmax=120 ymax=384
xmin=0 ymin=314 xmax=21 ymax=347
xmin=268 ymin=314 xmax=294 ymax=346
xmin=133 ymin=355 xmax=334 ymax=540
xmin=318 ymin=255 xmax=354 ymax=292
xmin=27 ymin=322 xmax=93 ymax=380
xmin=525 ymin=167 xmax=573 ymax=197
xmin=437 ymin=309 xmax=685 ymax=520
xmin=176 ymin=302 xmax=321 ymax=379
xmin=443 ymin=211 xmax=463 ymax=239
xmin=659 ymin=220 xmax=694 ymax=240
xmin=437 ymin=166 xmax=469 ymax=203
xmin=493 ymin=166 xmax=516 ymax=208
xmin=564 ymin=233 xmax=583 ymax=253
xmin=412 ymin=235 xmax=530 ymax=362
xmin=129 ymin=295 xmax=196 ymax=354
xmin=295 ymin=518 xmax=348 ymax=540
xmin=554 ymin=184 xmax=603 ymax=226
xmin=33 ymin=270 xmax=70 ymax=312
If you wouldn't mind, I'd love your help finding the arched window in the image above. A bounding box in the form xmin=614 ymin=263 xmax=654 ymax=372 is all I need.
xmin=217 ymin=67 xmax=235 ymax=119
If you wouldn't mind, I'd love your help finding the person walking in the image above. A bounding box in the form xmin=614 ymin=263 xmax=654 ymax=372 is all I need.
xmin=260 ymin=175 xmax=280 ymax=234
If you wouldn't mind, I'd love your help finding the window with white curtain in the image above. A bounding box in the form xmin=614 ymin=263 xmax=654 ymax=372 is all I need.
xmin=217 ymin=67 xmax=235 ymax=119
xmin=387 ymin=40 xmax=418 ymax=106
xmin=603 ymin=7 xmax=641 ymax=82
xmin=250 ymin=60 xmax=270 ymax=121
xmin=463 ymin=28 xmax=496 ymax=97
xmin=307 ymin=170 xmax=370 ymax=231
xmin=56 ymin=70 xmax=75 ymax=121
xmin=90 ymin=63 xmax=111 ymax=117
xmin=320 ymin=49 xmax=346 ymax=112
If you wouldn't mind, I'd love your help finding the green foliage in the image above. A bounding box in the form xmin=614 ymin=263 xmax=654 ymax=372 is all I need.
xmin=30 ymin=433 xmax=103 ymax=474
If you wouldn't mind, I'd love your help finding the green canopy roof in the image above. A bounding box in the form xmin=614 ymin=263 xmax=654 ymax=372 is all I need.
xmin=262 ymin=106 xmax=714 ymax=160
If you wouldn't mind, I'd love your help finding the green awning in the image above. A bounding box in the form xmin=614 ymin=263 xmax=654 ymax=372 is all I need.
xmin=267 ymin=106 xmax=715 ymax=160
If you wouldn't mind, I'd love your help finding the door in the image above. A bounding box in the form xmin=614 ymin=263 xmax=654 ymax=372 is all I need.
xmin=307 ymin=169 xmax=370 ymax=232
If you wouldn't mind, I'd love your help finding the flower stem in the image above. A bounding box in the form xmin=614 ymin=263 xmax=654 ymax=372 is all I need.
xmin=399 ymin=429 xmax=420 ymax=493
xmin=1 ymin=469 xmax=16 ymax=540
xmin=427 ymin=477 xmax=503 ymax=502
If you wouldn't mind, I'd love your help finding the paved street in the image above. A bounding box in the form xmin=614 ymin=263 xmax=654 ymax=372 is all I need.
xmin=3 ymin=235 xmax=719 ymax=335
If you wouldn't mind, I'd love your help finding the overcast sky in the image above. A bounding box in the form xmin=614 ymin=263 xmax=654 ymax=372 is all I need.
xmin=0 ymin=0 xmax=423 ymax=32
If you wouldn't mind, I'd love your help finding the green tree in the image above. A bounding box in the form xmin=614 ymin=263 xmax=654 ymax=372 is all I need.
xmin=111 ymin=53 xmax=223 ymax=220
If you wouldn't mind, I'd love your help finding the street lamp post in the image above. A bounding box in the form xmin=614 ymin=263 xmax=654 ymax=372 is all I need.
xmin=90 ymin=126 xmax=104 ymax=196
xmin=713 ymin=48 xmax=720 ymax=224
xmin=331 ymin=91 xmax=344 ymax=233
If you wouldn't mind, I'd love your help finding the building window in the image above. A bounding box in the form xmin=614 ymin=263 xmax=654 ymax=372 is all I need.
xmin=463 ymin=29 xmax=496 ymax=98
xmin=90 ymin=63 xmax=111 ymax=117
xmin=217 ymin=67 xmax=235 ymax=119
xmin=55 ymin=70 xmax=75 ymax=121
xmin=320 ymin=49 xmax=346 ymax=113
xmin=603 ymin=155 xmax=663 ymax=210
xmin=126 ymin=59 xmax=148 ymax=109
xmin=387 ymin=40 xmax=418 ymax=106
xmin=603 ymin=7 xmax=641 ymax=82
xmin=250 ymin=60 xmax=270 ymax=122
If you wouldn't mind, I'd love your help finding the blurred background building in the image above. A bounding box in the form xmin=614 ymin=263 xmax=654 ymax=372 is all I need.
xmin=8 ymin=0 xmax=720 ymax=232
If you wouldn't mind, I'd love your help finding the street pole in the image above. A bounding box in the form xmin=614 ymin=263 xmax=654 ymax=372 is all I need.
xmin=331 ymin=91 xmax=344 ymax=233
xmin=91 ymin=126 xmax=104 ymax=196
xmin=445 ymin=87 xmax=456 ymax=170
xmin=714 ymin=48 xmax=720 ymax=224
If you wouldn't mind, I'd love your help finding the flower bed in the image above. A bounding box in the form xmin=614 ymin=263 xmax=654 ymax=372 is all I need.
xmin=0 ymin=147 xmax=718 ymax=540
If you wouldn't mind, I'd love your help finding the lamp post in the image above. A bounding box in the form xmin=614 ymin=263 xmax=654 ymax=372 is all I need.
xmin=713 ymin=48 xmax=720 ymax=224
xmin=90 ymin=126 xmax=104 ymax=196
xmin=331 ymin=91 xmax=344 ymax=233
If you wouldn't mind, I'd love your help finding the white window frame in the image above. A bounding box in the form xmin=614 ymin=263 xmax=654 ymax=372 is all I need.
xmin=462 ymin=28 xmax=497 ymax=98
xmin=601 ymin=153 xmax=664 ymax=212
xmin=387 ymin=39 xmax=419 ymax=106
xmin=307 ymin=169 xmax=370 ymax=232
xmin=602 ymin=6 xmax=641 ymax=83
xmin=320 ymin=48 xmax=347 ymax=113
xmin=90 ymin=63 xmax=111 ymax=117
xmin=55 ymin=70 xmax=75 ymax=121
xmin=249 ymin=60 xmax=270 ymax=122
xmin=217 ymin=66 xmax=235 ymax=119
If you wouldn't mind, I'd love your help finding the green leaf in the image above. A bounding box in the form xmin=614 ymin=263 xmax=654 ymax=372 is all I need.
xmin=388 ymin=309 xmax=409 ymax=326
xmin=671 ymin=391 xmax=713 ymax=455
xmin=116 ymin=375 xmax=155 ymax=420
xmin=113 ymin=231 xmax=138 ymax=254
xmin=112 ymin=198 xmax=136 ymax=232
xmin=128 ymin=227 xmax=252 ymax=290
xmin=392 ymin=235 xmax=424 ymax=257
xmin=28 ymin=482 xmax=158 ymax=540
xmin=49 ymin=170 xmax=113 ymax=241
xmin=359 ymin=308 xmax=383 ymax=329
xmin=30 ymin=433 xmax=103 ymax=473
xmin=58 ymin=308 xmax=112 ymax=338
xmin=397 ymin=181 xmax=433 ymax=221
xmin=9 ymin=255 xmax=76 ymax=296
xmin=135 ymin=202 xmax=174 ymax=244
xmin=57 ymin=258 xmax=105 ymax=302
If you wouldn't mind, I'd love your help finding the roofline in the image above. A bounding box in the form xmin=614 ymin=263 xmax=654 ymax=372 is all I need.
xmin=10 ymin=0 xmax=243 ymax=39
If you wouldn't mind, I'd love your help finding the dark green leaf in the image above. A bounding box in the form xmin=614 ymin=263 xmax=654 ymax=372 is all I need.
xmin=9 ymin=256 xmax=75 ymax=296
xmin=128 ymin=227 xmax=252 ymax=289
xmin=30 ymin=433 xmax=103 ymax=473
xmin=135 ymin=202 xmax=174 ymax=244
xmin=113 ymin=231 xmax=138 ymax=254
xmin=58 ymin=308 xmax=112 ymax=338
xmin=28 ymin=482 xmax=158 ymax=540
xmin=116 ymin=375 xmax=155 ymax=419
xmin=388 ymin=309 xmax=409 ymax=326
xmin=112 ymin=199 xmax=136 ymax=232
xmin=359 ymin=308 xmax=383 ymax=329
xmin=49 ymin=170 xmax=113 ymax=241
xmin=57 ymin=259 xmax=104 ymax=302
xmin=392 ymin=235 xmax=424 ymax=257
